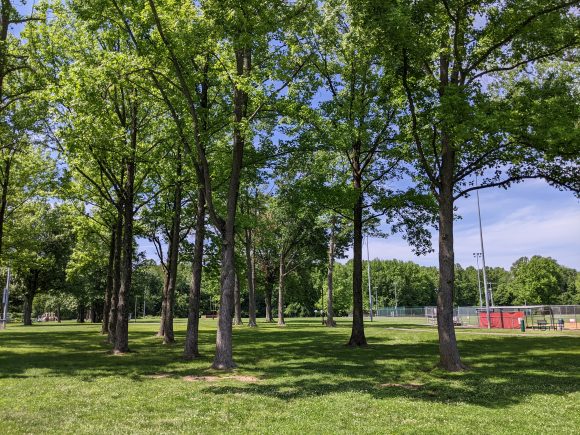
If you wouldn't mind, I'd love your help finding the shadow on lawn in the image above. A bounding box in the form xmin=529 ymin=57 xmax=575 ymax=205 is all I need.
xmin=0 ymin=322 xmax=578 ymax=408
xmin=200 ymin=341 xmax=580 ymax=409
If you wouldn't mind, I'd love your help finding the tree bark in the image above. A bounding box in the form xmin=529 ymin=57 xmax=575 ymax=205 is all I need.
xmin=436 ymin=135 xmax=466 ymax=371
xmin=90 ymin=301 xmax=99 ymax=323
xmin=326 ymin=224 xmax=337 ymax=327
xmin=114 ymin=102 xmax=137 ymax=354
xmin=108 ymin=205 xmax=123 ymax=344
xmin=22 ymin=271 xmax=38 ymax=326
xmin=23 ymin=293 xmax=33 ymax=326
xmin=211 ymin=47 xmax=250 ymax=370
xmin=0 ymin=156 xmax=11 ymax=257
xmin=348 ymin=155 xmax=367 ymax=346
xmin=161 ymin=150 xmax=183 ymax=344
xmin=213 ymin=235 xmax=237 ymax=369
xmin=102 ymin=227 xmax=116 ymax=335
xmin=233 ymin=272 xmax=243 ymax=325
xmin=77 ymin=303 xmax=85 ymax=323
xmin=0 ymin=3 xmax=14 ymax=259
xmin=184 ymin=187 xmax=205 ymax=359
xmin=264 ymin=287 xmax=273 ymax=322
xmin=277 ymin=254 xmax=286 ymax=326
xmin=158 ymin=275 xmax=168 ymax=337
xmin=245 ymin=228 xmax=257 ymax=327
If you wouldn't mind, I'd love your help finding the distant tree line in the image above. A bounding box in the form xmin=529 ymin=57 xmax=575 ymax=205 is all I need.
xmin=11 ymin=253 xmax=578 ymax=324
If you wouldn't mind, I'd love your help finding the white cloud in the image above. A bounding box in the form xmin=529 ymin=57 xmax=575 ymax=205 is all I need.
xmin=347 ymin=183 xmax=580 ymax=270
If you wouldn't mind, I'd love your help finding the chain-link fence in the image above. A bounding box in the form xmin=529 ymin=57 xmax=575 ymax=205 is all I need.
xmin=375 ymin=305 xmax=580 ymax=330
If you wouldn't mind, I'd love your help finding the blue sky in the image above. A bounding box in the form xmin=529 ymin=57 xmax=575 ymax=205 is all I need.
xmin=360 ymin=180 xmax=580 ymax=270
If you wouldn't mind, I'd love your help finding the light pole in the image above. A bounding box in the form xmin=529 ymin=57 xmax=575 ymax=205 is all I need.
xmin=366 ymin=236 xmax=374 ymax=321
xmin=476 ymin=175 xmax=491 ymax=329
xmin=473 ymin=253 xmax=483 ymax=307
xmin=1 ymin=267 xmax=11 ymax=329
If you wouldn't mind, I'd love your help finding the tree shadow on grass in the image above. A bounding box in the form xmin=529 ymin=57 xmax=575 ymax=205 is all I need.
xmin=204 ymin=332 xmax=580 ymax=409
xmin=0 ymin=322 xmax=578 ymax=409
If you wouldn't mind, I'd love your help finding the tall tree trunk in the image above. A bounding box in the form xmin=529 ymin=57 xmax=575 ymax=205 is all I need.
xmin=23 ymin=293 xmax=33 ymax=326
xmin=114 ymin=180 xmax=134 ymax=353
xmin=0 ymin=3 xmax=13 ymax=259
xmin=90 ymin=302 xmax=98 ymax=323
xmin=326 ymin=224 xmax=336 ymax=327
xmin=102 ymin=227 xmax=116 ymax=334
xmin=56 ymin=305 xmax=61 ymax=323
xmin=264 ymin=286 xmax=273 ymax=322
xmin=212 ymin=47 xmax=250 ymax=370
xmin=114 ymin=104 xmax=137 ymax=354
xmin=108 ymin=206 xmax=123 ymax=344
xmin=77 ymin=303 xmax=85 ymax=323
xmin=161 ymin=155 xmax=183 ymax=344
xmin=213 ymin=235 xmax=237 ymax=369
xmin=23 ymin=296 xmax=32 ymax=326
xmin=158 ymin=274 xmax=168 ymax=337
xmin=277 ymin=254 xmax=286 ymax=326
xmin=264 ymin=267 xmax=274 ymax=322
xmin=0 ymin=156 xmax=11 ymax=257
xmin=233 ymin=272 xmax=243 ymax=325
xmin=22 ymin=271 xmax=38 ymax=326
xmin=245 ymin=228 xmax=257 ymax=327
xmin=184 ymin=187 xmax=205 ymax=359
xmin=436 ymin=137 xmax=465 ymax=371
xmin=348 ymin=159 xmax=367 ymax=346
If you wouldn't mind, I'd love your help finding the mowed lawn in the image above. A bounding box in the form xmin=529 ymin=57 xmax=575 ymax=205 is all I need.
xmin=0 ymin=318 xmax=579 ymax=434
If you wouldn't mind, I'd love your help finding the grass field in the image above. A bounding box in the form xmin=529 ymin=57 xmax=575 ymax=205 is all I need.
xmin=1 ymin=318 xmax=579 ymax=434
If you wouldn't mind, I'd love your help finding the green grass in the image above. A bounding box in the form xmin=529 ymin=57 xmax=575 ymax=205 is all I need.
xmin=0 ymin=318 xmax=579 ymax=434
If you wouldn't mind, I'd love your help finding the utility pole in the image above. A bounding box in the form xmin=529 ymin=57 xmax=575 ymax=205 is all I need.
xmin=476 ymin=174 xmax=491 ymax=329
xmin=366 ymin=235 xmax=373 ymax=322
xmin=473 ymin=253 xmax=483 ymax=307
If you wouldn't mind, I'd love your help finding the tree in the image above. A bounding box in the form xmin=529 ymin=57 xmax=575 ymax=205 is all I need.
xmin=140 ymin=139 xmax=194 ymax=344
xmin=358 ymin=0 xmax=580 ymax=370
xmin=503 ymin=256 xmax=571 ymax=305
xmin=8 ymin=202 xmax=74 ymax=325
xmin=0 ymin=1 xmax=47 ymax=259
xmin=294 ymin=1 xmax=436 ymax=345
xmin=28 ymin=3 xmax=165 ymax=352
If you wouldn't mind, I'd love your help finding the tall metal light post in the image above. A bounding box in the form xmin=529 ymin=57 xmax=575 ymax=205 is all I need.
xmin=1 ymin=267 xmax=11 ymax=329
xmin=366 ymin=235 xmax=373 ymax=322
xmin=473 ymin=253 xmax=483 ymax=307
xmin=476 ymin=175 xmax=491 ymax=329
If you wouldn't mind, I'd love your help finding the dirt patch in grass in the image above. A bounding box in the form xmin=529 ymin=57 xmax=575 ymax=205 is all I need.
xmin=183 ymin=375 xmax=261 ymax=383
